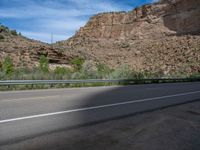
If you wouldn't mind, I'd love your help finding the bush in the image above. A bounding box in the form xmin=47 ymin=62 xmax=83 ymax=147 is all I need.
xmin=109 ymin=64 xmax=134 ymax=79
xmin=120 ymin=42 xmax=130 ymax=48
xmin=10 ymin=30 xmax=18 ymax=36
xmin=2 ymin=56 xmax=14 ymax=77
xmin=71 ymin=72 xmax=86 ymax=79
xmin=190 ymin=72 xmax=200 ymax=78
xmin=70 ymin=57 xmax=85 ymax=71
xmin=54 ymin=67 xmax=72 ymax=79
xmin=54 ymin=67 xmax=71 ymax=75
xmin=81 ymin=60 xmax=98 ymax=79
xmin=0 ymin=71 xmax=6 ymax=80
xmin=39 ymin=55 xmax=49 ymax=73
xmin=0 ymin=25 xmax=9 ymax=33
xmin=97 ymin=64 xmax=113 ymax=78
xmin=12 ymin=67 xmax=34 ymax=80
xmin=0 ymin=34 xmax=4 ymax=40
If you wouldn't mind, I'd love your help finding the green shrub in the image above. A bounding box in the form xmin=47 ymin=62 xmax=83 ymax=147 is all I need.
xmin=39 ymin=55 xmax=49 ymax=73
xmin=10 ymin=30 xmax=18 ymax=36
xmin=54 ymin=66 xmax=72 ymax=79
xmin=0 ymin=25 xmax=9 ymax=33
xmin=0 ymin=71 xmax=6 ymax=80
xmin=0 ymin=34 xmax=4 ymax=40
xmin=109 ymin=64 xmax=134 ymax=79
xmin=120 ymin=43 xmax=130 ymax=48
xmin=12 ymin=67 xmax=33 ymax=80
xmin=54 ymin=67 xmax=68 ymax=74
xmin=70 ymin=57 xmax=85 ymax=71
xmin=97 ymin=64 xmax=113 ymax=78
xmin=81 ymin=60 xmax=98 ymax=79
xmin=190 ymin=72 xmax=200 ymax=78
xmin=2 ymin=56 xmax=14 ymax=77
xmin=71 ymin=72 xmax=86 ymax=79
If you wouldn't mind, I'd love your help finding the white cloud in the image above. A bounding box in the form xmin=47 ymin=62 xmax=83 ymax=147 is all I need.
xmin=21 ymin=31 xmax=71 ymax=43
xmin=0 ymin=0 xmax=132 ymax=43
xmin=152 ymin=0 xmax=160 ymax=3
xmin=38 ymin=19 xmax=87 ymax=32
xmin=0 ymin=12 xmax=21 ymax=18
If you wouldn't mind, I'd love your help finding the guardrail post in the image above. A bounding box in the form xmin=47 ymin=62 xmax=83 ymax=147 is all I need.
xmin=50 ymin=83 xmax=53 ymax=88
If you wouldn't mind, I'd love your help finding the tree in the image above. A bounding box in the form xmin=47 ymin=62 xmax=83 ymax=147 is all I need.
xmin=2 ymin=56 xmax=14 ymax=76
xmin=39 ymin=55 xmax=49 ymax=73
xmin=10 ymin=30 xmax=18 ymax=36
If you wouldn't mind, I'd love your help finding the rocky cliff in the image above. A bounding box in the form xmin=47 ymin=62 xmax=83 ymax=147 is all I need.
xmin=1 ymin=0 xmax=200 ymax=76
xmin=163 ymin=0 xmax=200 ymax=35
xmin=0 ymin=25 xmax=72 ymax=69
xmin=56 ymin=0 xmax=200 ymax=76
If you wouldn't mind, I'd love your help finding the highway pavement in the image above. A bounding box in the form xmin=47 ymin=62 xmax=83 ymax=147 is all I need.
xmin=1 ymin=82 xmax=200 ymax=148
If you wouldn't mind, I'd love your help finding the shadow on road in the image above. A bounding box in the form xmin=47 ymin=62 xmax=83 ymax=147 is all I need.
xmin=2 ymin=83 xmax=200 ymax=150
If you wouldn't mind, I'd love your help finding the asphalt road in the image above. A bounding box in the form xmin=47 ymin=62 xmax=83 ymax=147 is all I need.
xmin=1 ymin=82 xmax=200 ymax=148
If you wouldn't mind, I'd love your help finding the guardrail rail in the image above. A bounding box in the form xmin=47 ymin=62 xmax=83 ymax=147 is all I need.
xmin=0 ymin=78 xmax=200 ymax=86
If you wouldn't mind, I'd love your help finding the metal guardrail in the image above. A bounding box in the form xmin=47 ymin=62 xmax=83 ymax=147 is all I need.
xmin=0 ymin=78 xmax=200 ymax=86
xmin=0 ymin=79 xmax=124 ymax=85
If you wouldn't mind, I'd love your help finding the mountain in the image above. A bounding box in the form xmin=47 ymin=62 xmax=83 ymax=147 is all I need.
xmin=0 ymin=24 xmax=71 ymax=69
xmin=0 ymin=0 xmax=200 ymax=76
xmin=55 ymin=0 xmax=200 ymax=76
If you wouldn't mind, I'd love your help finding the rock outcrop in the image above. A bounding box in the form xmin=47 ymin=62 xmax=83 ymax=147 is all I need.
xmin=0 ymin=25 xmax=72 ymax=68
xmin=1 ymin=0 xmax=200 ymax=76
xmin=56 ymin=0 xmax=200 ymax=76
xmin=163 ymin=0 xmax=200 ymax=35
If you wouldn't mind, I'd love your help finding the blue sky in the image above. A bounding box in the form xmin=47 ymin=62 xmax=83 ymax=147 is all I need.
xmin=0 ymin=0 xmax=157 ymax=43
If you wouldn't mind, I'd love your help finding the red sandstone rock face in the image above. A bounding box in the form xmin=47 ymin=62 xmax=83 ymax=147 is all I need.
xmin=75 ymin=3 xmax=168 ymax=40
xmin=74 ymin=0 xmax=200 ymax=40
xmin=163 ymin=0 xmax=200 ymax=34
xmin=55 ymin=0 xmax=200 ymax=76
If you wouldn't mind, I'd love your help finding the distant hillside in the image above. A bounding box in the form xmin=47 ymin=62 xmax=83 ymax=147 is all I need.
xmin=1 ymin=0 xmax=200 ymax=77
xmin=0 ymin=24 xmax=72 ymax=69
xmin=55 ymin=0 xmax=200 ymax=76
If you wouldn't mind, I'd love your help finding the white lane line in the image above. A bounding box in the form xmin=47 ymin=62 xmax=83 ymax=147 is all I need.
xmin=0 ymin=90 xmax=200 ymax=124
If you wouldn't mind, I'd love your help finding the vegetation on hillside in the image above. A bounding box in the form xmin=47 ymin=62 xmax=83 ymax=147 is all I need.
xmin=0 ymin=24 xmax=19 ymax=35
xmin=0 ymin=56 xmax=165 ymax=80
xmin=0 ymin=55 xmax=199 ymax=81
xmin=0 ymin=56 xmax=199 ymax=91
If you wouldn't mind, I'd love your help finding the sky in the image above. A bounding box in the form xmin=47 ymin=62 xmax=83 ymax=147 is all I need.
xmin=0 ymin=0 xmax=157 ymax=43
